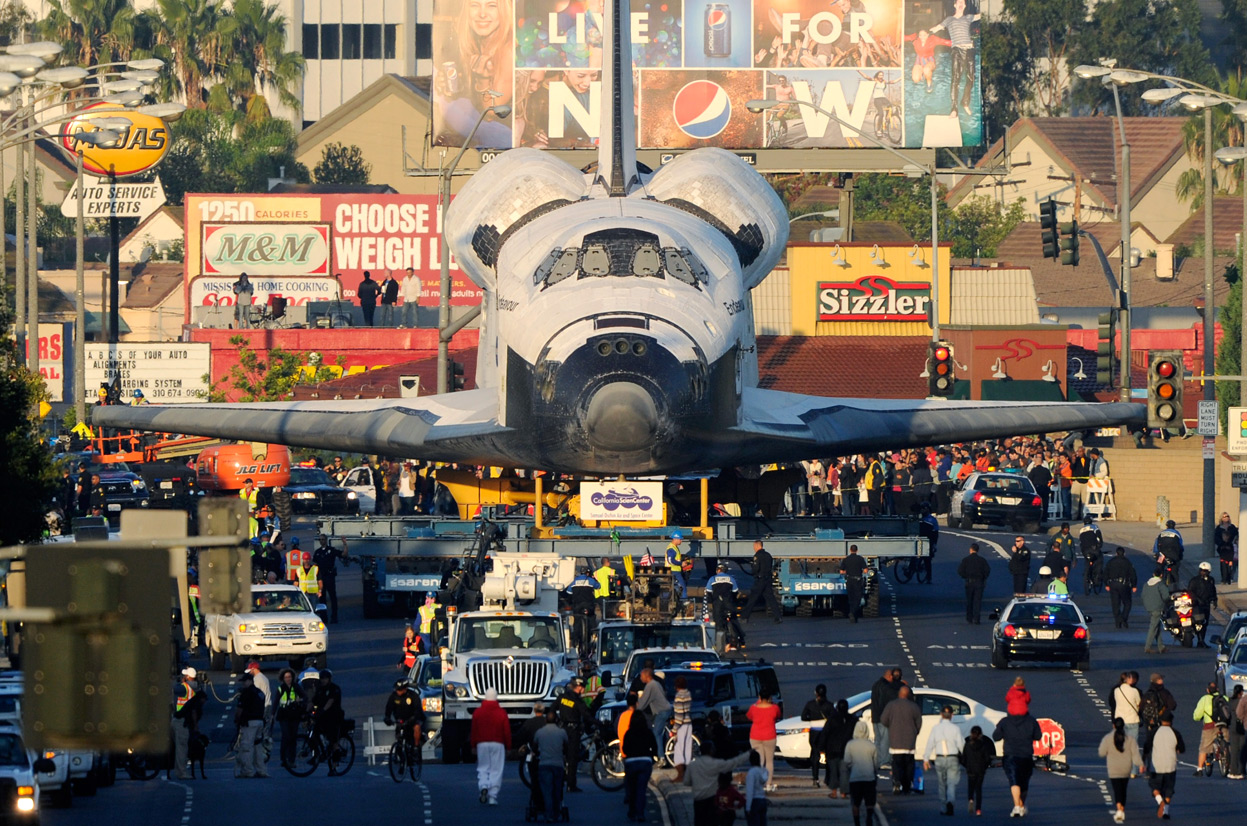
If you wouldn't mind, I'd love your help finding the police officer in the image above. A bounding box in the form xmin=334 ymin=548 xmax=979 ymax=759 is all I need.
xmin=1187 ymin=561 xmax=1218 ymax=648
xmin=839 ymin=544 xmax=868 ymax=623
xmin=1078 ymin=515 xmax=1104 ymax=595
xmin=665 ymin=531 xmax=687 ymax=598
xmin=384 ymin=678 xmax=426 ymax=755
xmin=919 ymin=504 xmax=939 ymax=584
xmin=741 ymin=540 xmax=782 ymax=624
xmin=556 ymin=677 xmax=595 ymax=792
xmin=1104 ymin=546 xmax=1138 ymax=628
xmin=1153 ymin=520 xmax=1184 ymax=585
xmin=705 ymin=562 xmax=745 ymax=652
xmin=312 ymin=536 xmax=348 ymax=623
xmin=1008 ymin=536 xmax=1032 ymax=594
xmin=566 ymin=568 xmax=599 ymax=655
xmin=956 ymin=542 xmax=991 ymax=624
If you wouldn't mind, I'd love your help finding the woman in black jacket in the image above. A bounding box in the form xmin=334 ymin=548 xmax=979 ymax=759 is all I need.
xmin=623 ymin=705 xmax=659 ymax=822
xmin=801 ymin=685 xmax=836 ymax=787
xmin=818 ymin=699 xmax=856 ymax=798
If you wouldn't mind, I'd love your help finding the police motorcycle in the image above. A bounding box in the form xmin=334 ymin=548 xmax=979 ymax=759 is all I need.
xmin=1162 ymin=590 xmax=1207 ymax=648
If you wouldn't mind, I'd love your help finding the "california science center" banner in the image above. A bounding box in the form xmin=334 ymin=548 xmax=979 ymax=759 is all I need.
xmin=431 ymin=0 xmax=983 ymax=152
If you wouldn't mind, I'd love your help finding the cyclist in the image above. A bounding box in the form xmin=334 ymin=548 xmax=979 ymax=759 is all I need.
xmin=311 ymin=668 xmax=344 ymax=746
xmin=1079 ymin=515 xmax=1104 ymax=594
xmin=384 ymin=679 xmax=426 ymax=761
xmin=1192 ymin=682 xmax=1230 ymax=775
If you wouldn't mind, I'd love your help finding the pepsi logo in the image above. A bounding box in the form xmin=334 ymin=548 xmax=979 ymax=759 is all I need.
xmin=672 ymin=80 xmax=732 ymax=140
xmin=707 ymin=9 xmax=728 ymax=28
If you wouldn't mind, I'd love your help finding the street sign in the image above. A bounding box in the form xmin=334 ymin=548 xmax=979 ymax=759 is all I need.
xmin=1230 ymin=408 xmax=1247 ymax=454
xmin=1232 ymin=462 xmax=1247 ymax=488
xmin=1033 ymin=718 xmax=1066 ymax=759
xmin=61 ymin=102 xmax=171 ymax=178
xmin=1198 ymin=400 xmax=1219 ymax=436
xmin=61 ymin=175 xmax=165 ymax=220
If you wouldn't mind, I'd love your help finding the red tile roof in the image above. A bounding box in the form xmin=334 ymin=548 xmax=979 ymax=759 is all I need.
xmin=757 ymin=335 xmax=930 ymax=398
xmin=1164 ymin=195 xmax=1246 ymax=251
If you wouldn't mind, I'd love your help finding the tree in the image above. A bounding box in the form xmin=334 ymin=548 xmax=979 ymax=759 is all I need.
xmin=948 ymin=197 xmax=1028 ymax=258
xmin=314 ymin=143 xmax=373 ymax=186
xmin=851 ymin=173 xmax=952 ymax=244
xmin=0 ymin=309 xmax=58 ymax=546
xmin=1173 ymin=73 xmax=1247 ymax=212
xmin=37 ymin=0 xmax=138 ymax=68
xmin=0 ymin=1 xmax=32 ymax=47
xmin=207 ymin=335 xmax=341 ymax=402
xmin=1216 ymin=259 xmax=1243 ymax=427
xmin=222 ymin=0 xmax=305 ymax=118
xmin=143 ymin=0 xmax=230 ymax=107
xmin=979 ymin=17 xmax=1033 ymax=146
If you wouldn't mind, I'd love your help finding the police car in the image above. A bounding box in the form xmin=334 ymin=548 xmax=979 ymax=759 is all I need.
xmin=949 ymin=472 xmax=1045 ymax=533
xmin=989 ymin=594 xmax=1092 ymax=671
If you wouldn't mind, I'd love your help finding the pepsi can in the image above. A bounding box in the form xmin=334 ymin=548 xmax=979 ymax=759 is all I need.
xmin=704 ymin=3 xmax=731 ymax=58
xmin=442 ymin=61 xmax=461 ymax=96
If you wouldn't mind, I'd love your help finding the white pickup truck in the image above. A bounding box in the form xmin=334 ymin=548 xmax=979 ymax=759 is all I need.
xmin=0 ymin=723 xmax=57 ymax=823
xmin=205 ymin=584 xmax=328 ymax=673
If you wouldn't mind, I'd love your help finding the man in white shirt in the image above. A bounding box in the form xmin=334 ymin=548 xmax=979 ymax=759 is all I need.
xmin=245 ymin=661 xmax=273 ymax=767
xmin=923 ymin=705 xmax=964 ymax=816
xmin=402 ymin=266 xmax=423 ymax=327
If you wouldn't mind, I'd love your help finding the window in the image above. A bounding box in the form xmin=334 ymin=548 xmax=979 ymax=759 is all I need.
xmin=363 ymin=23 xmax=382 ymax=59
xmin=342 ymin=24 xmax=362 ymax=59
xmin=321 ymin=25 xmax=340 ymax=60
xmin=416 ymin=23 xmax=433 ymax=60
xmin=384 ymin=24 xmax=398 ymax=59
xmin=920 ymin=694 xmax=969 ymax=716
xmin=712 ymin=674 xmax=732 ymax=703
xmin=302 ymin=24 xmax=318 ymax=59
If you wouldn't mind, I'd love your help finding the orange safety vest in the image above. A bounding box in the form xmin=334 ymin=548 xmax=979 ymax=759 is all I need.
xmin=176 ymin=682 xmax=195 ymax=712
xmin=286 ymin=550 xmax=302 ymax=582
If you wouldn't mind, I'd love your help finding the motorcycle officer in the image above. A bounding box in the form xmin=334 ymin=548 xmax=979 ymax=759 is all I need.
xmin=1153 ymin=520 xmax=1184 ymax=585
xmin=1079 ymin=515 xmax=1104 ymax=594
xmin=705 ymin=561 xmax=746 ymax=653
xmin=1186 ymin=561 xmax=1218 ymax=648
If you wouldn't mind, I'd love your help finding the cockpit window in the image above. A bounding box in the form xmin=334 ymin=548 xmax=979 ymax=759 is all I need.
xmin=533 ymin=228 xmax=709 ymax=290
xmin=582 ymin=244 xmax=611 ymax=276
xmin=664 ymin=249 xmax=696 ymax=285
xmin=634 ymin=244 xmax=662 ymax=276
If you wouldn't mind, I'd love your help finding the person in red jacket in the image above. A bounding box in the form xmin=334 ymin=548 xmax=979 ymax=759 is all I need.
xmin=472 ymin=688 xmax=512 ymax=805
xmin=1005 ymin=677 xmax=1031 ymax=716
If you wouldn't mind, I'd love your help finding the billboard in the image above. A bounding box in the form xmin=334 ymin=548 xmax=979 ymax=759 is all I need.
xmin=26 ymin=324 xmax=68 ymax=403
xmin=183 ymin=194 xmax=484 ymax=323
xmin=85 ymin=343 xmax=211 ymax=404
xmin=579 ymin=481 xmax=664 ymax=521
xmin=432 ymin=0 xmax=981 ymax=151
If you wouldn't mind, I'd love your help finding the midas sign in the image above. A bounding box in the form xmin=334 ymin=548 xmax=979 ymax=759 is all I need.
xmin=817 ymin=275 xmax=931 ymax=321
xmin=61 ymin=102 xmax=170 ymax=178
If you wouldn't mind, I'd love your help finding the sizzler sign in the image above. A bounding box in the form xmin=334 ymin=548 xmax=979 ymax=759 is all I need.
xmin=817 ymin=275 xmax=931 ymax=321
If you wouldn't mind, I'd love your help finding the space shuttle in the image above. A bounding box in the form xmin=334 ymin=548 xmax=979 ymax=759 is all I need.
xmin=95 ymin=0 xmax=1143 ymax=475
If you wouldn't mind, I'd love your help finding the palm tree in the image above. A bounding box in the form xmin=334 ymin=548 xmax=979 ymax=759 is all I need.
xmin=223 ymin=0 xmax=305 ymax=121
xmin=143 ymin=0 xmax=230 ymax=108
xmin=1175 ymin=73 xmax=1247 ymax=211
xmin=38 ymin=0 xmax=138 ymax=67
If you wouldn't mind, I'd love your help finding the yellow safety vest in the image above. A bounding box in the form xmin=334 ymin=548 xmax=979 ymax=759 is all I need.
xmin=666 ymin=543 xmax=682 ymax=571
xmin=240 ymin=487 xmax=258 ymax=511
xmin=418 ymin=603 xmax=439 ymax=633
xmin=594 ymin=566 xmax=613 ymax=598
xmin=296 ymin=564 xmax=320 ymax=595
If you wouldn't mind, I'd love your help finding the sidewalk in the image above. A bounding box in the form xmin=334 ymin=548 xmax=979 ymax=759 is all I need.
xmin=652 ymin=767 xmax=890 ymax=826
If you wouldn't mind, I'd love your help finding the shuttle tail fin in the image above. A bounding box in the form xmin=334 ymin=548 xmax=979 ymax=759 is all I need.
xmin=597 ymin=0 xmax=640 ymax=196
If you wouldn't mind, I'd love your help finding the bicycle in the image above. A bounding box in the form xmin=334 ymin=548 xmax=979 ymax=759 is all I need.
xmin=1202 ymin=725 xmax=1230 ymax=777
xmin=287 ymin=717 xmax=356 ymax=777
xmin=1083 ymin=556 xmax=1104 ymax=596
xmin=388 ymin=723 xmax=424 ymax=782
xmin=520 ymin=727 xmax=623 ymax=792
xmin=891 ymin=556 xmax=930 ymax=585
xmin=877 ymin=102 xmax=902 ymax=144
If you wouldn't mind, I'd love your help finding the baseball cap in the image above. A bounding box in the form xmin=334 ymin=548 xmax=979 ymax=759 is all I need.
xmin=181 ymin=667 xmax=197 ymax=679
xmin=1038 ymin=566 xmax=1052 ymax=576
xmin=246 ymin=660 xmax=260 ymax=671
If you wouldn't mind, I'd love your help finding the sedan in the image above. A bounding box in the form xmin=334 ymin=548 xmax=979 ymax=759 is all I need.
xmin=775 ymin=688 xmax=1005 ymax=767
xmin=1211 ymin=611 xmax=1247 ymax=660
xmin=286 ymin=467 xmax=360 ymax=514
xmin=949 ymin=472 xmax=1044 ymax=533
xmin=1216 ymin=637 xmax=1247 ymax=696
xmin=990 ymin=595 xmax=1091 ymax=671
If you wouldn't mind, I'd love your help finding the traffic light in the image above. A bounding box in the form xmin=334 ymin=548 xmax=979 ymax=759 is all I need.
xmin=1059 ymin=220 xmax=1080 ymax=266
xmin=1039 ymin=199 xmax=1059 ymax=259
xmin=1096 ymin=310 xmax=1117 ymax=385
xmin=449 ymin=360 xmax=466 ymax=391
xmin=1148 ymin=350 xmax=1184 ymax=430
xmin=927 ymin=341 xmax=956 ymax=397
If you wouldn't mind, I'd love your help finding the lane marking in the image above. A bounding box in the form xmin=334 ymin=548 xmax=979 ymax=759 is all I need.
xmin=881 ymin=577 xmax=923 ymax=685
xmin=168 ymin=780 xmax=193 ymax=825
xmin=945 ymin=530 xmax=1009 ymax=561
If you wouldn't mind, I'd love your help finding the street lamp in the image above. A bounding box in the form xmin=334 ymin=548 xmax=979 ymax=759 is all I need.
xmin=1073 ymin=63 xmax=1150 ymax=404
xmin=747 ymin=97 xmax=943 ymax=341
xmin=436 ymin=101 xmax=511 ymax=393
xmin=1215 ymin=104 xmax=1247 ymax=409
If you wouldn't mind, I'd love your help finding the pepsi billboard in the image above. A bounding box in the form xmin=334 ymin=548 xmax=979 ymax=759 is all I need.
xmin=431 ymin=0 xmax=982 ymax=151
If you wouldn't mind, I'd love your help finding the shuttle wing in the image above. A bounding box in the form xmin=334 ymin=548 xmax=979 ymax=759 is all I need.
xmin=729 ymin=388 xmax=1146 ymax=460
xmin=92 ymin=391 xmax=514 ymax=465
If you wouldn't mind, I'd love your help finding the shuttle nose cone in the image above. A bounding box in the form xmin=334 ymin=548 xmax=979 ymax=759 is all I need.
xmin=584 ymin=382 xmax=659 ymax=452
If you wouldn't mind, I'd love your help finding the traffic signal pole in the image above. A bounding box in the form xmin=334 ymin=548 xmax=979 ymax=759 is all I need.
xmin=1111 ymin=82 xmax=1132 ymax=404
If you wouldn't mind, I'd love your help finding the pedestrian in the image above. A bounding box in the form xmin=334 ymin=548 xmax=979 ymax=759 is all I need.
xmin=879 ymin=685 xmax=922 ymax=794
xmin=1033 ymin=565 xmax=1054 ymax=595
xmin=233 ymin=673 xmax=267 ymax=778
xmin=232 ymin=272 xmax=253 ymax=328
xmin=622 ymin=702 xmax=658 ymax=822
xmin=1099 ymin=717 xmax=1144 ymax=823
xmin=172 ymin=667 xmax=204 ymax=780
xmin=961 ymin=726 xmax=995 ymax=817
xmin=356 ymin=271 xmax=381 ymax=326
xmin=1192 ymin=681 xmax=1228 ymax=775
xmin=1105 ymin=547 xmax=1137 ymax=628
xmin=1186 ymin=562 xmax=1218 ymax=648
xmin=705 ymin=709 xmax=736 ymax=758
xmin=637 ymin=666 xmax=673 ymax=751
xmin=706 ymin=562 xmax=745 ymax=653
xmin=742 ymin=540 xmax=782 ymax=623
xmin=1215 ymin=512 xmax=1238 ymax=585
xmin=1047 ymin=569 xmax=1069 ymax=596
xmin=1141 ymin=568 xmax=1171 ymax=654
xmin=532 ymin=708 xmax=569 ymax=822
xmin=1231 ymin=684 xmax=1247 ymax=779
xmin=1005 ymin=677 xmax=1030 ymax=716
xmin=842 ymin=719 xmax=879 ymax=826
xmin=748 ymin=690 xmax=781 ymax=792
xmin=820 ymin=698 xmax=854 ymax=798
xmin=1110 ymin=672 xmax=1142 ymax=756
xmin=869 ymin=667 xmax=902 ymax=767
xmin=745 ymin=749 xmax=769 ymax=826
xmin=401 ymin=622 xmax=423 ymax=670
xmin=245 ymin=661 xmax=273 ymax=767
xmin=472 ymin=687 xmax=511 ymax=805
xmin=274 ymin=668 xmax=305 ymax=770
xmin=1139 ymin=673 xmax=1178 ymax=768
xmin=672 ymin=676 xmax=695 ymax=783
xmin=992 ymin=707 xmax=1041 ymax=817
xmin=1148 ymin=712 xmax=1184 ymax=820
xmin=715 ymin=772 xmax=747 ymax=825
xmin=801 ymin=685 xmax=835 ymax=788
xmin=840 ymin=544 xmax=869 ymax=623
xmin=957 ymin=542 xmax=991 ymax=624
xmin=923 ymin=704 xmax=963 ymax=816
xmin=684 ymin=741 xmax=753 ymax=826
xmin=555 ymin=677 xmax=594 ymax=791
xmin=380 ymin=270 xmax=399 ymax=326
xmin=1008 ymin=536 xmax=1031 ymax=594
